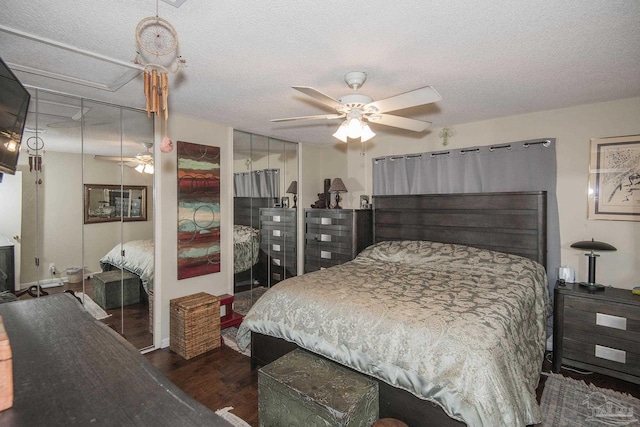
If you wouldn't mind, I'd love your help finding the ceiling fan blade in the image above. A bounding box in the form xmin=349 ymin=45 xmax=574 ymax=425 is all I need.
xmin=365 ymin=86 xmax=442 ymax=113
xmin=271 ymin=113 xmax=345 ymax=123
xmin=368 ymin=114 xmax=432 ymax=132
xmin=292 ymin=86 xmax=344 ymax=110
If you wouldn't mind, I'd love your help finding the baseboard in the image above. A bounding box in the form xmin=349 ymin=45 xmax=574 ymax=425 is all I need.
xmin=20 ymin=278 xmax=66 ymax=289
xmin=161 ymin=337 xmax=170 ymax=348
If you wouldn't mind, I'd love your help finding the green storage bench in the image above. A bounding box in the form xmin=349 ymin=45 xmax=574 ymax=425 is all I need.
xmin=258 ymin=348 xmax=378 ymax=427
xmin=92 ymin=270 xmax=141 ymax=310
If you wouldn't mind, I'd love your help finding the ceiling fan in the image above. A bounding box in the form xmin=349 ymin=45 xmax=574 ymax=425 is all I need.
xmin=94 ymin=142 xmax=154 ymax=174
xmin=271 ymin=71 xmax=442 ymax=142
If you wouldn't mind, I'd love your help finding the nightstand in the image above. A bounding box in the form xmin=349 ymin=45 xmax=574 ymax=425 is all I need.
xmin=553 ymin=282 xmax=640 ymax=384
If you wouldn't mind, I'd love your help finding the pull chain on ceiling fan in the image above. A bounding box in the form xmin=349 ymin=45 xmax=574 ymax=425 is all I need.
xmin=271 ymin=71 xmax=442 ymax=142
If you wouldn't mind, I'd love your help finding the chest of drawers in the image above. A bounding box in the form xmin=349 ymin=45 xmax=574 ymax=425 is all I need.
xmin=553 ymin=283 xmax=640 ymax=384
xmin=304 ymin=209 xmax=372 ymax=273
xmin=260 ymin=208 xmax=297 ymax=286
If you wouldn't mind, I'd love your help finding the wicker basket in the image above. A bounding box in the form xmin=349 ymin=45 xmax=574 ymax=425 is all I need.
xmin=170 ymin=292 xmax=220 ymax=359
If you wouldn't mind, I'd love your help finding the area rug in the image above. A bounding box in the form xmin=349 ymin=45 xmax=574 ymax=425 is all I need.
xmin=221 ymin=326 xmax=250 ymax=357
xmin=75 ymin=292 xmax=111 ymax=321
xmin=540 ymin=373 xmax=640 ymax=426
xmin=215 ymin=407 xmax=251 ymax=427
xmin=233 ymin=286 xmax=268 ymax=316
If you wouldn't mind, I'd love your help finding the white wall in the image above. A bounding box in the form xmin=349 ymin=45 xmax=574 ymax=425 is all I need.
xmin=299 ymin=143 xmax=348 ymax=209
xmin=155 ymin=114 xmax=233 ymax=347
xmin=325 ymin=97 xmax=640 ymax=290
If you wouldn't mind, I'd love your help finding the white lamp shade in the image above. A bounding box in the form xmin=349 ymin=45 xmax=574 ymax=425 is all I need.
xmin=360 ymin=123 xmax=376 ymax=142
xmin=332 ymin=121 xmax=349 ymax=142
xmin=347 ymin=118 xmax=362 ymax=139
xmin=135 ymin=164 xmax=145 ymax=173
xmin=144 ymin=163 xmax=154 ymax=174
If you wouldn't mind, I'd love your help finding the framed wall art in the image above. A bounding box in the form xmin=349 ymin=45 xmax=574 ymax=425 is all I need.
xmin=177 ymin=141 xmax=221 ymax=279
xmin=588 ymin=134 xmax=640 ymax=221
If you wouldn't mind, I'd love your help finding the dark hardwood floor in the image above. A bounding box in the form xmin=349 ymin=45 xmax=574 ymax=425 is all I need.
xmin=144 ymin=344 xmax=640 ymax=427
xmin=145 ymin=343 xmax=259 ymax=426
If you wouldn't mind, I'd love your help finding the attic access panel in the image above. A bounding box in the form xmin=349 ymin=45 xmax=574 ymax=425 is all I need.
xmin=0 ymin=25 xmax=142 ymax=92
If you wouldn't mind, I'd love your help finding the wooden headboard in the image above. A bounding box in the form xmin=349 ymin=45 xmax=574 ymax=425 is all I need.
xmin=234 ymin=197 xmax=276 ymax=228
xmin=373 ymin=191 xmax=547 ymax=267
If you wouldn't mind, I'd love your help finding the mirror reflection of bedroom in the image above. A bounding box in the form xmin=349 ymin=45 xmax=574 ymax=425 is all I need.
xmin=0 ymin=89 xmax=155 ymax=350
xmin=233 ymin=130 xmax=298 ymax=313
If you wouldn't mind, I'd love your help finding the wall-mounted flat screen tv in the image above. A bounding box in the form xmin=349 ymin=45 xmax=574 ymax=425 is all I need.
xmin=0 ymin=56 xmax=30 ymax=175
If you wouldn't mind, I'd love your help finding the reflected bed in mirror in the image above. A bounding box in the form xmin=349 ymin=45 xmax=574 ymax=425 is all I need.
xmin=84 ymin=184 xmax=147 ymax=224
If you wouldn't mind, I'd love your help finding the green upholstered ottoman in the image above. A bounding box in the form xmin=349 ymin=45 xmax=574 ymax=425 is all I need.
xmin=258 ymin=349 xmax=378 ymax=427
xmin=92 ymin=270 xmax=141 ymax=310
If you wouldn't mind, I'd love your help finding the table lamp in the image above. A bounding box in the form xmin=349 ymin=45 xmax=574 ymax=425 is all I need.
xmin=328 ymin=178 xmax=347 ymax=209
xmin=570 ymin=238 xmax=616 ymax=291
xmin=286 ymin=180 xmax=298 ymax=208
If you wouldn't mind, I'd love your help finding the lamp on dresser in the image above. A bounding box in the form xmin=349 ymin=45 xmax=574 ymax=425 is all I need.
xmin=286 ymin=180 xmax=298 ymax=208
xmin=328 ymin=178 xmax=347 ymax=209
xmin=570 ymin=238 xmax=617 ymax=291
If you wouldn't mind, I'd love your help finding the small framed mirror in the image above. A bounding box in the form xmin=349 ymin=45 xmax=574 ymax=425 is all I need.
xmin=84 ymin=184 xmax=147 ymax=224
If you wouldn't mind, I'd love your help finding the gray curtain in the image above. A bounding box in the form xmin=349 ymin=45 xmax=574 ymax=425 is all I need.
xmin=234 ymin=169 xmax=280 ymax=198
xmin=372 ymin=138 xmax=560 ymax=325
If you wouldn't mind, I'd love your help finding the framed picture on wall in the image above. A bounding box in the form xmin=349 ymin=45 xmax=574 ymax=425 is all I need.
xmin=281 ymin=197 xmax=289 ymax=208
xmin=588 ymin=134 xmax=640 ymax=221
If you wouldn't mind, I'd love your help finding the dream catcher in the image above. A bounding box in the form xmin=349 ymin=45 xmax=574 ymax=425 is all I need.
xmin=134 ymin=1 xmax=185 ymax=152
xmin=26 ymin=136 xmax=45 ymax=173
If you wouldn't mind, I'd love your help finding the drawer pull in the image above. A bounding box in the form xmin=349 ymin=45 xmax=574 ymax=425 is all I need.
xmin=273 ymin=215 xmax=281 ymax=222
xmin=273 ymin=258 xmax=281 ymax=266
xmin=321 ymin=217 xmax=332 ymax=225
xmin=272 ymin=230 xmax=281 ymax=237
xmin=320 ymin=234 xmax=331 ymax=242
xmin=320 ymin=250 xmax=332 ymax=259
xmin=595 ymin=345 xmax=626 ymax=364
xmin=272 ymin=244 xmax=281 ymax=252
xmin=596 ymin=313 xmax=627 ymax=330
xmin=272 ymin=272 xmax=281 ymax=281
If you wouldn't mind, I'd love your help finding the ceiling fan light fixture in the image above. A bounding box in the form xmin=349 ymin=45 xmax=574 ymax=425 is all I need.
xmin=4 ymin=139 xmax=19 ymax=152
xmin=135 ymin=164 xmax=145 ymax=173
xmin=144 ymin=164 xmax=154 ymax=174
xmin=347 ymin=118 xmax=363 ymax=139
xmin=360 ymin=123 xmax=376 ymax=142
xmin=332 ymin=121 xmax=349 ymax=142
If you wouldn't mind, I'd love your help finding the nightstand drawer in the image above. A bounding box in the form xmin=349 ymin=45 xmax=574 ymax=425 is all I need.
xmin=563 ymin=337 xmax=640 ymax=377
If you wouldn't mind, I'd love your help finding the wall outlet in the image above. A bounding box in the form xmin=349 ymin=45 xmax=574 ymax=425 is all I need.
xmin=49 ymin=263 xmax=56 ymax=274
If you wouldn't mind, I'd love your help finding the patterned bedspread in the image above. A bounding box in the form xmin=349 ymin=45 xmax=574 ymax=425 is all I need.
xmin=233 ymin=225 xmax=260 ymax=274
xmin=237 ymin=240 xmax=550 ymax=427
xmin=100 ymin=239 xmax=154 ymax=293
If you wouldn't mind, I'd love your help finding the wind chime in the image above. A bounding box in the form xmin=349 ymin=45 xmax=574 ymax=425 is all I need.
xmin=134 ymin=1 xmax=185 ymax=153
xmin=26 ymin=136 xmax=44 ymax=173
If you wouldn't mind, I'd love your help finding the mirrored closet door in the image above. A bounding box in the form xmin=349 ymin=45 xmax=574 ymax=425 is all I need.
xmin=8 ymin=89 xmax=154 ymax=350
xmin=233 ymin=131 xmax=298 ymax=309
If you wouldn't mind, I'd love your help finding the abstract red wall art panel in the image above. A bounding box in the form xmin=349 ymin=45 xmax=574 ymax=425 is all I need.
xmin=177 ymin=141 xmax=221 ymax=279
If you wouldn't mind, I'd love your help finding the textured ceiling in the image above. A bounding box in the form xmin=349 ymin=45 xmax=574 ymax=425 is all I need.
xmin=1 ymin=0 xmax=639 ymax=146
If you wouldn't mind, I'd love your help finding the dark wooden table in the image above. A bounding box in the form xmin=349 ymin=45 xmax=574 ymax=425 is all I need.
xmin=0 ymin=294 xmax=234 ymax=426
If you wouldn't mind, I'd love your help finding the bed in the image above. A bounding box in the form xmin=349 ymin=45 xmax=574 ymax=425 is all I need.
xmin=233 ymin=197 xmax=275 ymax=291
xmin=100 ymin=239 xmax=154 ymax=294
xmin=237 ymin=191 xmax=550 ymax=427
